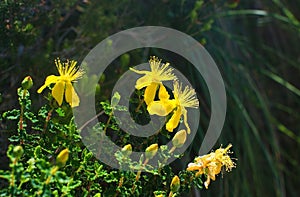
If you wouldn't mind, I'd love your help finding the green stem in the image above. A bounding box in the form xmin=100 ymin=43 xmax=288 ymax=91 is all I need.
xmin=18 ymin=89 xmax=27 ymax=141
xmin=168 ymin=191 xmax=174 ymax=197
xmin=78 ymin=110 xmax=104 ymax=131
xmin=9 ymin=158 xmax=17 ymax=196
xmin=43 ymin=108 xmax=54 ymax=134
xmin=135 ymin=98 xmax=144 ymax=112
xmin=159 ymin=146 xmax=177 ymax=172
xmin=131 ymin=158 xmax=149 ymax=194
xmin=103 ymin=111 xmax=113 ymax=134
xmin=114 ymin=176 xmax=124 ymax=197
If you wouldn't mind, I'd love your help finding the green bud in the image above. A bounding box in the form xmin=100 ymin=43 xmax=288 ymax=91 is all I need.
xmin=21 ymin=76 xmax=33 ymax=90
xmin=145 ymin=144 xmax=158 ymax=159
xmin=13 ymin=145 xmax=24 ymax=159
xmin=111 ymin=92 xmax=121 ymax=108
xmin=107 ymin=39 xmax=113 ymax=47
xmin=120 ymin=53 xmax=130 ymax=67
xmin=172 ymin=129 xmax=187 ymax=148
xmin=190 ymin=10 xmax=197 ymax=23
xmin=95 ymin=84 xmax=101 ymax=95
xmin=195 ymin=0 xmax=204 ymax=9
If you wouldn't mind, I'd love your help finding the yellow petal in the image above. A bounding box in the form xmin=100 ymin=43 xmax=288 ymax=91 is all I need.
xmin=214 ymin=163 xmax=222 ymax=175
xmin=144 ymin=82 xmax=158 ymax=105
xmin=163 ymin=99 xmax=177 ymax=114
xmin=147 ymin=100 xmax=175 ymax=116
xmin=166 ymin=107 xmax=182 ymax=132
xmin=52 ymin=81 xmax=65 ymax=106
xmin=65 ymin=82 xmax=80 ymax=107
xmin=37 ymin=75 xmax=59 ymax=93
xmin=158 ymin=84 xmax=170 ymax=101
xmin=129 ymin=67 xmax=149 ymax=75
xmin=147 ymin=101 xmax=168 ymax=116
xmin=135 ymin=75 xmax=152 ymax=90
xmin=186 ymin=165 xmax=200 ymax=171
xmin=204 ymin=177 xmax=211 ymax=189
xmin=182 ymin=108 xmax=191 ymax=134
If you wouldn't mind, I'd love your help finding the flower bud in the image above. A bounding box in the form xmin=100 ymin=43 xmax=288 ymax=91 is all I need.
xmin=13 ymin=145 xmax=24 ymax=159
xmin=111 ymin=92 xmax=121 ymax=108
xmin=120 ymin=53 xmax=130 ymax=67
xmin=56 ymin=148 xmax=69 ymax=167
xmin=170 ymin=175 xmax=180 ymax=192
xmin=121 ymin=144 xmax=132 ymax=156
xmin=145 ymin=143 xmax=158 ymax=159
xmin=21 ymin=76 xmax=33 ymax=90
xmin=172 ymin=129 xmax=187 ymax=148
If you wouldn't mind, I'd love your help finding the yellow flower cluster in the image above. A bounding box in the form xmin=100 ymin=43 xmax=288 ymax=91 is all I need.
xmin=186 ymin=144 xmax=236 ymax=189
xmin=130 ymin=56 xmax=199 ymax=134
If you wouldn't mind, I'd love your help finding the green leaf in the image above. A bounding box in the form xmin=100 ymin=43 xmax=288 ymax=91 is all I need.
xmin=55 ymin=108 xmax=65 ymax=117
xmin=2 ymin=109 xmax=20 ymax=120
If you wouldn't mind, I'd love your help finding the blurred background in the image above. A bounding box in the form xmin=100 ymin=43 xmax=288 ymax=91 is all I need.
xmin=0 ymin=0 xmax=299 ymax=196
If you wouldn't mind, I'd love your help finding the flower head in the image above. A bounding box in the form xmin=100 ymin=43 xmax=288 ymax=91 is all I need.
xmin=130 ymin=56 xmax=176 ymax=105
xmin=148 ymin=80 xmax=199 ymax=133
xmin=37 ymin=58 xmax=84 ymax=107
xmin=186 ymin=144 xmax=236 ymax=189
xmin=167 ymin=81 xmax=199 ymax=133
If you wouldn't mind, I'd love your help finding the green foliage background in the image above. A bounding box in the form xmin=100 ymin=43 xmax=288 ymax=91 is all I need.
xmin=1 ymin=0 xmax=299 ymax=196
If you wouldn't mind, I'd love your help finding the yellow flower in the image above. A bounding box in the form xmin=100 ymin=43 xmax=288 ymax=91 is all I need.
xmin=148 ymin=81 xmax=199 ymax=133
xmin=37 ymin=58 xmax=84 ymax=107
xmin=130 ymin=56 xmax=176 ymax=105
xmin=186 ymin=144 xmax=236 ymax=189
xmin=147 ymin=83 xmax=176 ymax=116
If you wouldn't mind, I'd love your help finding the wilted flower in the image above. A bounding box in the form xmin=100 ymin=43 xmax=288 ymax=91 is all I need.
xmin=187 ymin=144 xmax=236 ymax=189
xmin=37 ymin=58 xmax=84 ymax=107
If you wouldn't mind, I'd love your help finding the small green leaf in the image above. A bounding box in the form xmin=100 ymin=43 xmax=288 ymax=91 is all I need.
xmin=55 ymin=108 xmax=65 ymax=117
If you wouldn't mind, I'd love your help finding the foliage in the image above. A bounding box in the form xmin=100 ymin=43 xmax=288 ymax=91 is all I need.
xmin=0 ymin=68 xmax=235 ymax=196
